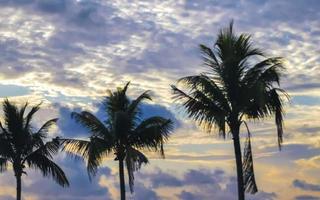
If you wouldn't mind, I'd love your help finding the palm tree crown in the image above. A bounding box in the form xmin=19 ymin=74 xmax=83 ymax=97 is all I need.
xmin=172 ymin=22 xmax=288 ymax=199
xmin=60 ymin=82 xmax=173 ymax=199
xmin=0 ymin=99 xmax=69 ymax=200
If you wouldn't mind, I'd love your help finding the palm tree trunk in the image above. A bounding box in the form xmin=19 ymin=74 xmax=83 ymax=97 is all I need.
xmin=15 ymin=174 xmax=22 ymax=200
xmin=232 ymin=124 xmax=245 ymax=200
xmin=119 ymin=159 xmax=126 ymax=200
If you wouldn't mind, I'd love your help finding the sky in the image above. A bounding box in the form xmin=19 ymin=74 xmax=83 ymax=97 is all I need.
xmin=0 ymin=0 xmax=319 ymax=199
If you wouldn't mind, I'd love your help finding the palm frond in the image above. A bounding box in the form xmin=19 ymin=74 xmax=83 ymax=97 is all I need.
xmin=242 ymin=121 xmax=258 ymax=194
xmin=59 ymin=137 xmax=111 ymax=179
xmin=0 ymin=121 xmax=8 ymax=134
xmin=0 ymin=157 xmax=8 ymax=172
xmin=19 ymin=102 xmax=28 ymax=124
xmin=172 ymin=85 xmax=226 ymax=134
xmin=244 ymin=87 xmax=288 ymax=149
xmin=31 ymin=118 xmax=58 ymax=149
xmin=216 ymin=21 xmax=263 ymax=63
xmin=35 ymin=118 xmax=58 ymax=138
xmin=24 ymin=102 xmax=42 ymax=130
xmin=235 ymin=34 xmax=264 ymax=59
xmin=268 ymin=88 xmax=288 ymax=150
xmin=3 ymin=99 xmax=22 ymax=136
xmin=60 ymin=138 xmax=91 ymax=159
xmin=71 ymin=111 xmax=111 ymax=139
xmin=25 ymin=152 xmax=69 ymax=187
xmin=256 ymin=59 xmax=283 ymax=86
xmin=177 ymin=74 xmax=230 ymax=113
xmin=131 ymin=117 xmax=173 ymax=157
xmin=127 ymin=91 xmax=152 ymax=118
xmin=199 ymin=44 xmax=222 ymax=80
xmin=242 ymin=57 xmax=284 ymax=86
xmin=125 ymin=147 xmax=148 ymax=193
xmin=86 ymin=137 xmax=112 ymax=179
xmin=0 ymin=130 xmax=14 ymax=159
xmin=25 ymin=139 xmax=61 ymax=163
xmin=103 ymin=83 xmax=131 ymax=120
xmin=122 ymin=81 xmax=131 ymax=95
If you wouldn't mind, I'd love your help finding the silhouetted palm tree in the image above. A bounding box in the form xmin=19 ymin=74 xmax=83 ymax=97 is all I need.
xmin=0 ymin=99 xmax=69 ymax=200
xmin=59 ymin=82 xmax=173 ymax=200
xmin=171 ymin=22 xmax=288 ymax=200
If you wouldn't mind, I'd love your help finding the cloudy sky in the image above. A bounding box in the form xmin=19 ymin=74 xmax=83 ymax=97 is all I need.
xmin=0 ymin=0 xmax=319 ymax=199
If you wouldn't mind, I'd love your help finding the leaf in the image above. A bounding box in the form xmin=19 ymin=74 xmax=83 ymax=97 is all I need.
xmin=242 ymin=122 xmax=258 ymax=194
xmin=26 ymin=152 xmax=69 ymax=187
xmin=125 ymin=147 xmax=148 ymax=193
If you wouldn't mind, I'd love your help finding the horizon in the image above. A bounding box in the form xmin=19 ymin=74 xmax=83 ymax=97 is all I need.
xmin=0 ymin=0 xmax=319 ymax=200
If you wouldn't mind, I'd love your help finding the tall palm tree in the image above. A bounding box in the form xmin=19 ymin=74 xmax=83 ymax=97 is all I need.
xmin=0 ymin=99 xmax=69 ymax=200
xmin=59 ymin=82 xmax=173 ymax=200
xmin=171 ymin=22 xmax=288 ymax=200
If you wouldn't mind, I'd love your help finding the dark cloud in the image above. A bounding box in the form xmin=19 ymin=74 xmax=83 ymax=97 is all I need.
xmin=0 ymin=196 xmax=15 ymax=200
xmin=258 ymin=0 xmax=320 ymax=23
xmin=138 ymin=170 xmax=182 ymax=188
xmin=131 ymin=183 xmax=160 ymax=200
xmin=54 ymin=100 xmax=180 ymax=138
xmin=0 ymin=154 xmax=112 ymax=200
xmin=139 ymin=168 xmax=276 ymax=200
xmin=54 ymin=103 xmax=88 ymax=138
xmin=178 ymin=190 xmax=198 ymax=200
xmin=24 ymin=158 xmax=111 ymax=200
xmin=0 ymin=160 xmax=278 ymax=200
xmin=293 ymin=179 xmax=320 ymax=192
xmin=248 ymin=191 xmax=277 ymax=200
xmin=36 ymin=0 xmax=67 ymax=14
xmin=0 ymin=39 xmax=36 ymax=78
xmin=122 ymin=31 xmax=200 ymax=75
xmin=295 ymin=195 xmax=320 ymax=200
xmin=261 ymin=144 xmax=320 ymax=164
xmin=184 ymin=0 xmax=241 ymax=10
xmin=285 ymin=83 xmax=320 ymax=92
xmin=296 ymin=125 xmax=320 ymax=135
xmin=140 ymin=168 xmax=225 ymax=190
xmin=184 ymin=169 xmax=225 ymax=185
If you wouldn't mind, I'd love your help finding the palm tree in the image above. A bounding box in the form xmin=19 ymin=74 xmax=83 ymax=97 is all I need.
xmin=0 ymin=99 xmax=69 ymax=200
xmin=171 ymin=22 xmax=288 ymax=200
xmin=59 ymin=82 xmax=173 ymax=200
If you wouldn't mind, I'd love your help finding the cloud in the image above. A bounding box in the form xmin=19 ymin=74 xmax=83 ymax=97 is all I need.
xmin=285 ymin=83 xmax=320 ymax=92
xmin=295 ymin=156 xmax=320 ymax=170
xmin=295 ymin=195 xmax=320 ymax=200
xmin=140 ymin=170 xmax=183 ymax=188
xmin=137 ymin=168 xmax=276 ymax=200
xmin=261 ymin=144 xmax=320 ymax=164
xmin=183 ymin=169 xmax=225 ymax=186
xmin=54 ymin=98 xmax=180 ymax=138
xmin=0 ymin=196 xmax=15 ymax=200
xmin=293 ymin=179 xmax=320 ymax=192
xmin=0 ymin=0 xmax=319 ymax=108
xmin=131 ymin=183 xmax=160 ymax=200
xmin=0 ymin=0 xmax=319 ymax=199
xmin=178 ymin=190 xmax=198 ymax=200
xmin=54 ymin=103 xmax=88 ymax=138
xmin=24 ymin=158 xmax=112 ymax=200
xmin=0 ymin=156 xmax=112 ymax=200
